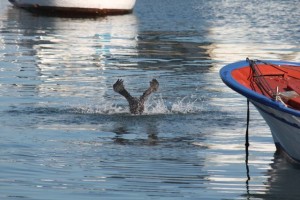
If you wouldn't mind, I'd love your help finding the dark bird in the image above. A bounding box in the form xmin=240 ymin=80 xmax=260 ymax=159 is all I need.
xmin=113 ymin=79 xmax=159 ymax=114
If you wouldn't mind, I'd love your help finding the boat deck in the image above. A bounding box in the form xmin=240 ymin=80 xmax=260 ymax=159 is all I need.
xmin=231 ymin=63 xmax=300 ymax=110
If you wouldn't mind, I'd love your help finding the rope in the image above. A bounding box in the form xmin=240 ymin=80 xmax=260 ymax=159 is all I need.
xmin=245 ymin=99 xmax=250 ymax=148
xmin=245 ymin=99 xmax=251 ymax=196
xmin=246 ymin=58 xmax=276 ymax=99
xmin=245 ymin=99 xmax=250 ymax=179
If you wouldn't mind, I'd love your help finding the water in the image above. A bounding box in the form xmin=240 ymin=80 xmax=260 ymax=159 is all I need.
xmin=0 ymin=0 xmax=300 ymax=199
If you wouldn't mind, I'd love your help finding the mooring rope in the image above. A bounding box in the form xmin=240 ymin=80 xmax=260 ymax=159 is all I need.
xmin=245 ymin=99 xmax=251 ymax=198
xmin=246 ymin=58 xmax=276 ymax=99
xmin=245 ymin=99 xmax=250 ymax=180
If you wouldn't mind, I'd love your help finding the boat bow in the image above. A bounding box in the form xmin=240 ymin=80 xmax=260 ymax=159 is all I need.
xmin=220 ymin=59 xmax=300 ymax=165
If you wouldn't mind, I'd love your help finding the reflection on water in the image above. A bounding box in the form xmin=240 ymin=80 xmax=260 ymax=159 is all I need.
xmin=0 ymin=0 xmax=299 ymax=199
xmin=1 ymin=8 xmax=138 ymax=103
xmin=249 ymin=154 xmax=300 ymax=200
xmin=205 ymin=0 xmax=300 ymax=73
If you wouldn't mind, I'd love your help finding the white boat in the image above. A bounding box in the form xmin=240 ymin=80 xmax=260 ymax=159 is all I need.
xmin=8 ymin=0 xmax=136 ymax=16
xmin=1 ymin=6 xmax=138 ymax=100
xmin=220 ymin=59 xmax=300 ymax=165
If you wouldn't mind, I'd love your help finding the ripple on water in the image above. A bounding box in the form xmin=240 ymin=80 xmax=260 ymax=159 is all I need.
xmin=0 ymin=0 xmax=300 ymax=199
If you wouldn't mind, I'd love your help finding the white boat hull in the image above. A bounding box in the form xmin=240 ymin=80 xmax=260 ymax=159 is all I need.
xmin=9 ymin=0 xmax=136 ymax=15
xmin=252 ymin=101 xmax=300 ymax=163
xmin=220 ymin=60 xmax=300 ymax=165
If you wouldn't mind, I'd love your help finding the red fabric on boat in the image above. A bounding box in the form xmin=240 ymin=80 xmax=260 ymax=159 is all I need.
xmin=231 ymin=64 xmax=300 ymax=110
xmin=287 ymin=82 xmax=300 ymax=95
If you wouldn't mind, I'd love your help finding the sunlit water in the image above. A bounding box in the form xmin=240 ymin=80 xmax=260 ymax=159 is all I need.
xmin=0 ymin=0 xmax=300 ymax=199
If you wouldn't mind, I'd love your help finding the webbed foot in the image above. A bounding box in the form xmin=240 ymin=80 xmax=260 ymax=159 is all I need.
xmin=113 ymin=79 xmax=125 ymax=93
xmin=150 ymin=79 xmax=159 ymax=92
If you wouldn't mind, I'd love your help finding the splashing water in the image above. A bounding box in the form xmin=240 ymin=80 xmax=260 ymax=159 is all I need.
xmin=170 ymin=97 xmax=199 ymax=114
xmin=145 ymin=95 xmax=169 ymax=114
xmin=145 ymin=95 xmax=200 ymax=114
xmin=20 ymin=96 xmax=201 ymax=116
xmin=72 ymin=101 xmax=128 ymax=115
xmin=71 ymin=95 xmax=200 ymax=115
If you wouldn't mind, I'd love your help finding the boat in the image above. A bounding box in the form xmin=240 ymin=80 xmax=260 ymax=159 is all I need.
xmin=8 ymin=0 xmax=136 ymax=16
xmin=220 ymin=58 xmax=300 ymax=165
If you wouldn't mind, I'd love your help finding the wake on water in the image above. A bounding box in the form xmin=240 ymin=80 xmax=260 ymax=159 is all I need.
xmin=73 ymin=95 xmax=201 ymax=115
xmin=6 ymin=96 xmax=201 ymax=118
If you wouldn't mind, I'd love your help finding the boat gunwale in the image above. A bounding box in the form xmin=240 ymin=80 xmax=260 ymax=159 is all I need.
xmin=220 ymin=60 xmax=300 ymax=118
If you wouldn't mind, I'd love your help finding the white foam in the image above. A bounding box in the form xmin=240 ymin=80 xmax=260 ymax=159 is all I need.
xmin=170 ymin=97 xmax=198 ymax=114
xmin=72 ymin=101 xmax=128 ymax=115
xmin=69 ymin=95 xmax=200 ymax=115
xmin=134 ymin=95 xmax=200 ymax=115
xmin=144 ymin=95 xmax=170 ymax=114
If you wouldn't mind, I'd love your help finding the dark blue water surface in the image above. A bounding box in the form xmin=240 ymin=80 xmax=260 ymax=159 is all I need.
xmin=0 ymin=0 xmax=300 ymax=199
